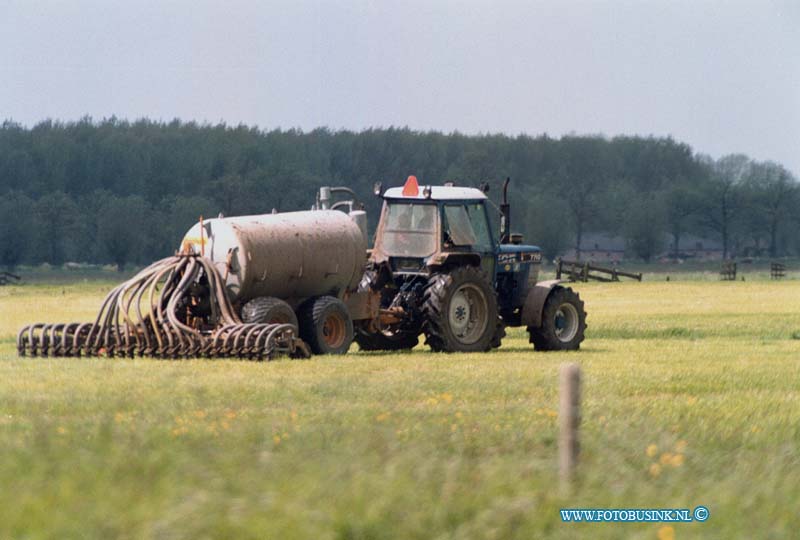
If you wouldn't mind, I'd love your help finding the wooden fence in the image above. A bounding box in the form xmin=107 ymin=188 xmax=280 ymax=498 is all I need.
xmin=771 ymin=262 xmax=786 ymax=280
xmin=0 ymin=272 xmax=21 ymax=286
xmin=556 ymin=259 xmax=642 ymax=282
xmin=720 ymin=261 xmax=737 ymax=281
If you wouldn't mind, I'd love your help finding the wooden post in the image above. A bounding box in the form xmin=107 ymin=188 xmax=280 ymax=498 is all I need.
xmin=559 ymin=363 xmax=581 ymax=487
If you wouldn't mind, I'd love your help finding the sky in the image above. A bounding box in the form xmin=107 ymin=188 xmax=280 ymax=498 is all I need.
xmin=1 ymin=0 xmax=798 ymax=175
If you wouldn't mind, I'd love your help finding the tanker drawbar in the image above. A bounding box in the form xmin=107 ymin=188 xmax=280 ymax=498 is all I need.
xmin=17 ymin=253 xmax=311 ymax=360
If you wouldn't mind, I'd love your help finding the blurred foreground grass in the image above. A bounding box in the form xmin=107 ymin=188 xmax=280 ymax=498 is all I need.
xmin=1 ymin=279 xmax=799 ymax=539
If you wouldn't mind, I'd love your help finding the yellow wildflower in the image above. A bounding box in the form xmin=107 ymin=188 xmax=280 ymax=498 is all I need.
xmin=273 ymin=435 xmax=281 ymax=444
xmin=441 ymin=393 xmax=453 ymax=404
xmin=659 ymin=452 xmax=674 ymax=466
xmin=375 ymin=412 xmax=390 ymax=422
xmin=649 ymin=463 xmax=662 ymax=478
xmin=646 ymin=444 xmax=658 ymax=458
xmin=657 ymin=525 xmax=675 ymax=540
xmin=670 ymin=454 xmax=685 ymax=467
xmin=686 ymin=396 xmax=698 ymax=406
xmin=57 ymin=426 xmax=67 ymax=435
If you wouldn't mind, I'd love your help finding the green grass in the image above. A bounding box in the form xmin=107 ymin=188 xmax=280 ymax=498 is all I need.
xmin=1 ymin=278 xmax=799 ymax=539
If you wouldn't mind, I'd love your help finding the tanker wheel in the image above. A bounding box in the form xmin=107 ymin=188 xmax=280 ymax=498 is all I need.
xmin=241 ymin=297 xmax=299 ymax=330
xmin=355 ymin=326 xmax=420 ymax=351
xmin=298 ymin=296 xmax=354 ymax=355
xmin=422 ymin=266 xmax=499 ymax=353
xmin=528 ymin=287 xmax=586 ymax=351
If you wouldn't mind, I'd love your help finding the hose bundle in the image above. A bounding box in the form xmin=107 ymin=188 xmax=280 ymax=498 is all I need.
xmin=17 ymin=254 xmax=310 ymax=360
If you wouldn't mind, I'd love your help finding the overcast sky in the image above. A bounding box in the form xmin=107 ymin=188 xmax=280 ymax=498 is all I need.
xmin=1 ymin=0 xmax=798 ymax=175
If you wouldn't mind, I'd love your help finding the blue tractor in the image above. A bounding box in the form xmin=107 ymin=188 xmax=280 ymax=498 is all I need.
xmin=354 ymin=176 xmax=587 ymax=353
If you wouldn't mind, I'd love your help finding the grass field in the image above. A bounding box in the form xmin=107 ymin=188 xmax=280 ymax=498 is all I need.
xmin=1 ymin=276 xmax=799 ymax=539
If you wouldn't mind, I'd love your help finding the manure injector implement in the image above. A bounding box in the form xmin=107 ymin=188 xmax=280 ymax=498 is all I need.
xmin=17 ymin=177 xmax=587 ymax=360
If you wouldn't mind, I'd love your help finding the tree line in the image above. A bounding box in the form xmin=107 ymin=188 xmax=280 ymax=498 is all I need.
xmin=0 ymin=117 xmax=798 ymax=270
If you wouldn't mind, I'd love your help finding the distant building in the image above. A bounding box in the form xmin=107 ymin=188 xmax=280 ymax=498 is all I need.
xmin=561 ymin=233 xmax=626 ymax=263
xmin=662 ymin=234 xmax=724 ymax=261
xmin=559 ymin=232 xmax=724 ymax=262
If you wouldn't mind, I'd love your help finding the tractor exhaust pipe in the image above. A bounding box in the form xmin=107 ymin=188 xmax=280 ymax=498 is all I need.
xmin=500 ymin=177 xmax=511 ymax=244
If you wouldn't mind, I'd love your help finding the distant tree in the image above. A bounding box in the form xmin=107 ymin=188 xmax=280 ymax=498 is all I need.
xmin=74 ymin=189 xmax=114 ymax=263
xmin=663 ymin=180 xmax=704 ymax=259
xmin=552 ymin=137 xmax=616 ymax=259
xmin=700 ymin=155 xmax=750 ymax=259
xmin=624 ymin=196 xmax=666 ymax=262
xmin=32 ymin=191 xmax=80 ymax=265
xmin=96 ymin=195 xmax=151 ymax=271
xmin=524 ymin=193 xmax=571 ymax=261
xmin=206 ymin=173 xmax=249 ymax=216
xmin=1 ymin=120 xmax=798 ymax=266
xmin=0 ymin=191 xmax=35 ymax=269
xmin=744 ymin=162 xmax=797 ymax=257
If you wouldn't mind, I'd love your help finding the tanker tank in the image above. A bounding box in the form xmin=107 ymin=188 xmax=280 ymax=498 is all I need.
xmin=182 ymin=210 xmax=367 ymax=304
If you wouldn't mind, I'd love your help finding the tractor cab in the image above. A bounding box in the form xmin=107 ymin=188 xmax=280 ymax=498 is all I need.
xmin=372 ymin=176 xmax=540 ymax=275
xmin=372 ymin=180 xmax=490 ymax=271
xmin=370 ymin=176 xmax=543 ymax=321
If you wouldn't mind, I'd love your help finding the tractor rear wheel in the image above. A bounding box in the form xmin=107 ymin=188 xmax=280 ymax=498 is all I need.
xmin=241 ymin=297 xmax=298 ymax=330
xmin=528 ymin=287 xmax=586 ymax=351
xmin=422 ymin=266 xmax=499 ymax=353
xmin=490 ymin=318 xmax=506 ymax=349
xmin=298 ymin=296 xmax=354 ymax=355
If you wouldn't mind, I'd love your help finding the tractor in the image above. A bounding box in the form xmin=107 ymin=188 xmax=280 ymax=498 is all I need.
xmin=352 ymin=175 xmax=587 ymax=353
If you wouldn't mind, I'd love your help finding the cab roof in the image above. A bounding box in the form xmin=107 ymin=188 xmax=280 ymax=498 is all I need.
xmin=383 ymin=185 xmax=488 ymax=201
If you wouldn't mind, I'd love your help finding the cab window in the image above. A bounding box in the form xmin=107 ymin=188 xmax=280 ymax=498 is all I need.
xmin=382 ymin=202 xmax=437 ymax=257
xmin=443 ymin=203 xmax=492 ymax=251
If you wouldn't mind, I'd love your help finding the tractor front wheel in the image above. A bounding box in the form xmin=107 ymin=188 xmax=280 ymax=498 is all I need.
xmin=422 ymin=266 xmax=500 ymax=353
xmin=528 ymin=287 xmax=586 ymax=351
